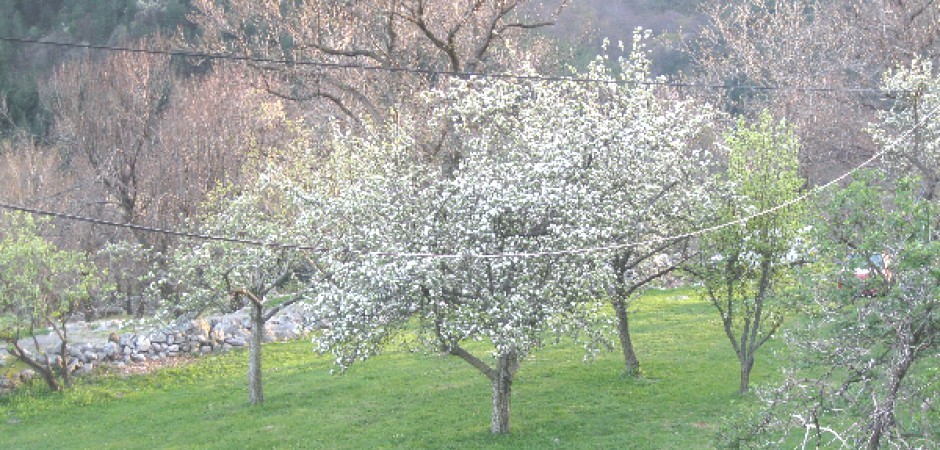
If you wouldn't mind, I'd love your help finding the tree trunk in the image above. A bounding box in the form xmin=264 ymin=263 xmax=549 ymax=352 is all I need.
xmin=58 ymin=338 xmax=72 ymax=389
xmin=612 ymin=298 xmax=640 ymax=376
xmin=739 ymin=355 xmax=753 ymax=394
xmin=491 ymin=352 xmax=518 ymax=434
xmin=10 ymin=342 xmax=60 ymax=391
xmin=248 ymin=302 xmax=264 ymax=405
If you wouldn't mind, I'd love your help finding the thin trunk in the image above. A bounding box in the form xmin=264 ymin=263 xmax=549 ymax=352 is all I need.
xmin=491 ymin=352 xmax=517 ymax=434
xmin=51 ymin=321 xmax=72 ymax=389
xmin=248 ymin=302 xmax=264 ymax=405
xmin=867 ymin=333 xmax=916 ymax=449
xmin=612 ymin=298 xmax=640 ymax=376
xmin=59 ymin=336 xmax=72 ymax=388
xmin=10 ymin=341 xmax=60 ymax=391
xmin=739 ymin=355 xmax=753 ymax=394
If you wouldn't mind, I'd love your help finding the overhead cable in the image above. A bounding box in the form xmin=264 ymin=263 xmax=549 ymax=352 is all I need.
xmin=0 ymin=35 xmax=902 ymax=94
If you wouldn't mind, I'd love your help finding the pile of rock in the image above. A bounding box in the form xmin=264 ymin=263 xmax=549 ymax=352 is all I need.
xmin=2 ymin=306 xmax=323 ymax=386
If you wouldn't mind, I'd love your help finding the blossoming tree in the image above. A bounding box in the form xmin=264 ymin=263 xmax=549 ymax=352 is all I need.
xmin=312 ymin=32 xmax=719 ymax=432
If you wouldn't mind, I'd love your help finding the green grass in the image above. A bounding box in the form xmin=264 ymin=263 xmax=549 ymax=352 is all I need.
xmin=0 ymin=290 xmax=786 ymax=449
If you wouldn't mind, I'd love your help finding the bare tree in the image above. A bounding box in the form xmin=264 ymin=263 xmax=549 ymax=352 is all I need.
xmin=691 ymin=0 xmax=940 ymax=184
xmin=43 ymin=47 xmax=174 ymax=247
xmin=190 ymin=0 xmax=568 ymax=136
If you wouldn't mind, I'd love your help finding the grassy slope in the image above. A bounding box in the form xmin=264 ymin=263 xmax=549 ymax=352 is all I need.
xmin=0 ymin=290 xmax=784 ymax=449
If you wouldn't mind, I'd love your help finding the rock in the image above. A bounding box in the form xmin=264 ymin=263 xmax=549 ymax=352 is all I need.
xmin=190 ymin=318 xmax=211 ymax=340
xmin=210 ymin=323 xmax=225 ymax=342
xmin=18 ymin=369 xmax=36 ymax=383
xmin=130 ymin=354 xmax=146 ymax=363
xmin=222 ymin=321 xmax=247 ymax=336
xmin=134 ymin=336 xmax=152 ymax=353
xmin=225 ymin=336 xmax=247 ymax=347
xmin=166 ymin=344 xmax=180 ymax=353
xmin=266 ymin=320 xmax=301 ymax=341
xmin=199 ymin=346 xmax=212 ymax=353
xmin=151 ymin=332 xmax=167 ymax=344
xmin=102 ymin=342 xmax=118 ymax=358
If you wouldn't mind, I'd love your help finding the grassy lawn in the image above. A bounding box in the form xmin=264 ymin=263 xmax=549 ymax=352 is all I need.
xmin=0 ymin=289 xmax=786 ymax=449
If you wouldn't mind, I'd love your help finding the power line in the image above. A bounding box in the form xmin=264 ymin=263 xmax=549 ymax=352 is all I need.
xmin=0 ymin=202 xmax=328 ymax=252
xmin=0 ymin=35 xmax=901 ymax=95
xmin=1 ymin=100 xmax=935 ymax=260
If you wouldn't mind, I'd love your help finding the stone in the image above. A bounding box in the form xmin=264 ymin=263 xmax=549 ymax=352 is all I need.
xmin=225 ymin=336 xmax=247 ymax=347
xmin=102 ymin=342 xmax=118 ymax=358
xmin=166 ymin=344 xmax=180 ymax=353
xmin=18 ymin=369 xmax=36 ymax=383
xmin=210 ymin=323 xmax=225 ymax=342
xmin=130 ymin=354 xmax=146 ymax=363
xmin=151 ymin=332 xmax=167 ymax=344
xmin=267 ymin=320 xmax=301 ymax=341
xmin=135 ymin=337 xmax=152 ymax=353
xmin=199 ymin=346 xmax=212 ymax=353
xmin=191 ymin=318 xmax=211 ymax=340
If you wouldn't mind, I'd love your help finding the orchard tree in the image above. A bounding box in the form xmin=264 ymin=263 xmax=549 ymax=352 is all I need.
xmin=310 ymin=109 xmax=606 ymax=435
xmin=162 ymin=171 xmax=322 ymax=405
xmin=0 ymin=212 xmax=107 ymax=391
xmin=438 ymin=33 xmax=719 ymax=376
xmin=728 ymin=173 xmax=940 ymax=449
xmin=689 ymin=111 xmax=805 ymax=394
xmin=312 ymin=37 xmax=718 ymax=431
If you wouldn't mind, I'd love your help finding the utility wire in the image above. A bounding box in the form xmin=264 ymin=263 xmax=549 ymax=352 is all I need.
xmin=0 ymin=202 xmax=329 ymax=252
xmin=0 ymin=35 xmax=903 ymax=94
xmin=1 ymin=101 xmax=935 ymax=260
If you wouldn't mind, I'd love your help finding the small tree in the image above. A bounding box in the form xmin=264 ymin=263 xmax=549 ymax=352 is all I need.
xmin=162 ymin=174 xmax=319 ymax=405
xmin=690 ymin=111 xmax=805 ymax=394
xmin=0 ymin=212 xmax=106 ymax=391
